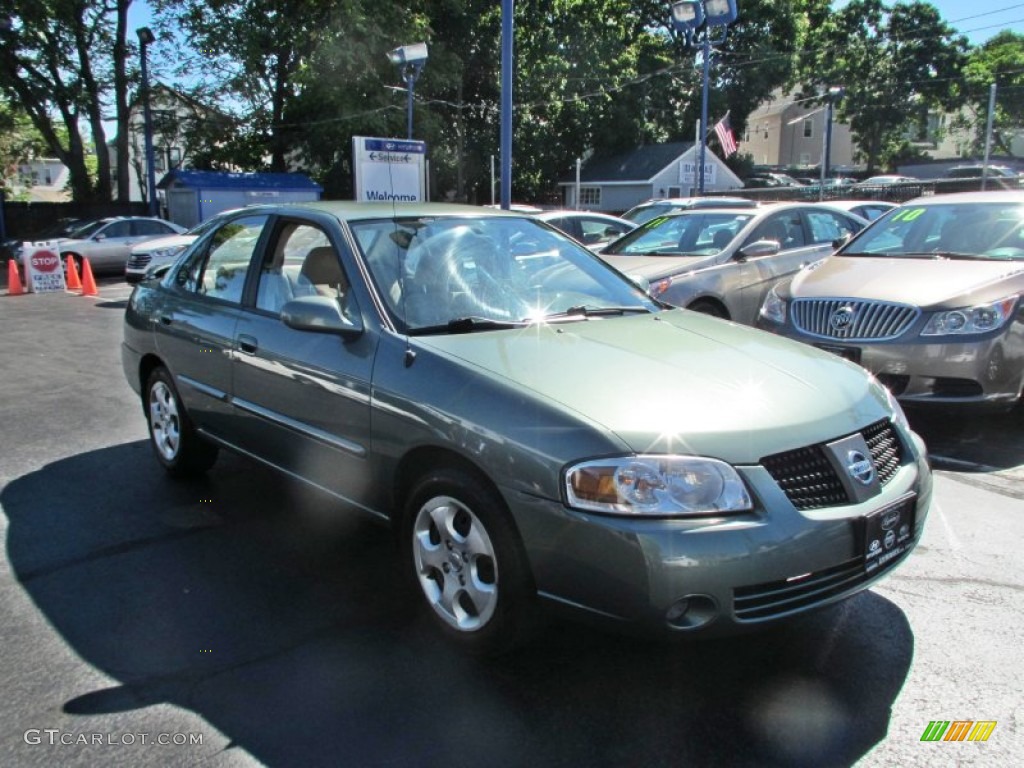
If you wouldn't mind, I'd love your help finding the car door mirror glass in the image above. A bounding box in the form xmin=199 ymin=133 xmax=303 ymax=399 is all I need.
xmin=281 ymin=295 xmax=363 ymax=338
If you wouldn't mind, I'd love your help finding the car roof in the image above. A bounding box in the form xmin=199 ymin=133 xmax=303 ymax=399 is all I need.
xmin=901 ymin=190 xmax=1024 ymax=205
xmin=247 ymin=201 xmax=526 ymax=222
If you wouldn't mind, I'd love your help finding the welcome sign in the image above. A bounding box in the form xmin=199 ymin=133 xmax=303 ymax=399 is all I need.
xmin=352 ymin=137 xmax=427 ymax=203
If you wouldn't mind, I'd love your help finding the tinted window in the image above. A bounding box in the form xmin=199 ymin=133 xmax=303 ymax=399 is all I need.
xmin=102 ymin=221 xmax=132 ymax=238
xmin=133 ymin=220 xmax=175 ymax=236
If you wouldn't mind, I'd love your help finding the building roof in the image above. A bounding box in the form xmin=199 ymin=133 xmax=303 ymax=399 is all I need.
xmin=158 ymin=170 xmax=323 ymax=191
xmin=565 ymin=142 xmax=696 ymax=184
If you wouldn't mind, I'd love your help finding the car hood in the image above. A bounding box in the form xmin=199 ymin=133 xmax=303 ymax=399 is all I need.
xmin=600 ymin=253 xmax=713 ymax=281
xmin=131 ymin=233 xmax=196 ymax=254
xmin=417 ymin=310 xmax=887 ymax=463
xmin=789 ymin=255 xmax=1024 ymax=307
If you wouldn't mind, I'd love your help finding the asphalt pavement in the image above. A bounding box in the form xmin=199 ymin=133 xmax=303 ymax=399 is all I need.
xmin=1 ymin=283 xmax=1021 ymax=767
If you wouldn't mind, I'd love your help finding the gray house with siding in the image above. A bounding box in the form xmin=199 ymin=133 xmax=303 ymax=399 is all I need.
xmin=558 ymin=142 xmax=743 ymax=213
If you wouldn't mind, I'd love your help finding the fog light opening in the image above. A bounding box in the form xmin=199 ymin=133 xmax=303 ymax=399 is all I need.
xmin=665 ymin=594 xmax=718 ymax=630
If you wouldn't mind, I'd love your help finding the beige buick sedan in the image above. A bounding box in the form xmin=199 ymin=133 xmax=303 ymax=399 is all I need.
xmin=758 ymin=191 xmax=1024 ymax=410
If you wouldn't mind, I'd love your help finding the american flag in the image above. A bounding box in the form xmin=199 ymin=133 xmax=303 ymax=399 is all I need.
xmin=713 ymin=114 xmax=738 ymax=157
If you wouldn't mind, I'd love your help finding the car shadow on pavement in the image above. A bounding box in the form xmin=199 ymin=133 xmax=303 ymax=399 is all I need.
xmin=906 ymin=406 xmax=1024 ymax=471
xmin=3 ymin=441 xmax=915 ymax=768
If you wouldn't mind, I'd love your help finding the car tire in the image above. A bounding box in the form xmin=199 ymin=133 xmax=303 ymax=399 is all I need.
xmin=145 ymin=366 xmax=219 ymax=476
xmin=402 ymin=467 xmax=536 ymax=655
xmin=688 ymin=299 xmax=729 ymax=319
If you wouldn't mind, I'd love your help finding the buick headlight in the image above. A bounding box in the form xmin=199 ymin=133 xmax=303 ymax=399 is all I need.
xmin=920 ymin=296 xmax=1017 ymax=337
xmin=565 ymin=455 xmax=752 ymax=516
xmin=759 ymin=284 xmax=787 ymax=325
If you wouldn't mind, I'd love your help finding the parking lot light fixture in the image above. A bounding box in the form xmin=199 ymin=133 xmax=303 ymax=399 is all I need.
xmin=670 ymin=1 xmax=739 ymax=195
xmin=387 ymin=42 xmax=428 ymax=140
xmin=137 ymin=26 xmax=158 ymax=216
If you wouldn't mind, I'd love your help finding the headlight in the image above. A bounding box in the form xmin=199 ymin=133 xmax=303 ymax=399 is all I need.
xmin=150 ymin=245 xmax=186 ymax=261
xmin=881 ymin=380 xmax=910 ymax=432
xmin=759 ymin=284 xmax=787 ymax=324
xmin=920 ymin=296 xmax=1017 ymax=337
xmin=565 ymin=455 xmax=752 ymax=516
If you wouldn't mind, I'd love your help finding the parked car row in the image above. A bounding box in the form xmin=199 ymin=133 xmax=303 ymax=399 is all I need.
xmin=122 ymin=200 xmax=933 ymax=655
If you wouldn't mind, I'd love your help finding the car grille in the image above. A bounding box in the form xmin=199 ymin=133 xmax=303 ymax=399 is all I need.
xmin=790 ymin=298 xmax=919 ymax=340
xmin=732 ymin=496 xmax=915 ymax=622
xmin=126 ymin=253 xmax=152 ymax=269
xmin=760 ymin=419 xmax=904 ymax=510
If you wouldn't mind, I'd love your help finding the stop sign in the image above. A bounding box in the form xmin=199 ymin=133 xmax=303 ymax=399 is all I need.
xmin=30 ymin=250 xmax=60 ymax=273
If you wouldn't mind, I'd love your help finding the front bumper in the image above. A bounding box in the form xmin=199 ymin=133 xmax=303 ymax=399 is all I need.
xmin=509 ymin=431 xmax=931 ymax=635
xmin=758 ymin=319 xmax=1024 ymax=410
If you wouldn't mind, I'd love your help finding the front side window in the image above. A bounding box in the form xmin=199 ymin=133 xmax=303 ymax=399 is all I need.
xmin=176 ymin=215 xmax=268 ymax=303
xmin=805 ymin=211 xmax=860 ymax=244
xmin=255 ymin=222 xmax=351 ymax=315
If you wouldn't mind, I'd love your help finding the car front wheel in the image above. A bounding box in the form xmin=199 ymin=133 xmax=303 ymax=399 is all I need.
xmin=403 ymin=467 xmax=535 ymax=655
xmin=145 ymin=366 xmax=218 ymax=476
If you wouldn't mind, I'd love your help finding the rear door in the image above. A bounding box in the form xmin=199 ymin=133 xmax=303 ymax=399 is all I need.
xmin=153 ymin=213 xmax=271 ymax=439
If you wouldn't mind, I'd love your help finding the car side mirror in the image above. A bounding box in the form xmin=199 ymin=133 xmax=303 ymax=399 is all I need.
xmin=93 ymin=234 xmax=106 ymax=242
xmin=832 ymin=233 xmax=852 ymax=249
xmin=737 ymin=240 xmax=779 ymax=260
xmin=281 ymin=295 xmax=364 ymax=338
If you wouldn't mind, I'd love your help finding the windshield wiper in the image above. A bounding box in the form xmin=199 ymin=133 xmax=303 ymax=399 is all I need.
xmin=540 ymin=305 xmax=651 ymax=321
xmin=408 ymin=316 xmax=525 ymax=335
xmin=898 ymin=251 xmax=992 ymax=261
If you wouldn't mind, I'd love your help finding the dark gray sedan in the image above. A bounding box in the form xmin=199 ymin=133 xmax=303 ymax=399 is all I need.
xmin=122 ymin=202 xmax=931 ymax=654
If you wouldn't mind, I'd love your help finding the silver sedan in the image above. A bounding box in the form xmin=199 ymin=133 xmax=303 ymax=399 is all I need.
xmin=600 ymin=203 xmax=866 ymax=325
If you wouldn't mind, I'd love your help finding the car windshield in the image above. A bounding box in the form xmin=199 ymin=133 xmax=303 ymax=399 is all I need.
xmin=606 ymin=212 xmax=754 ymax=257
xmin=842 ymin=202 xmax=1024 ymax=261
xmin=350 ymin=216 xmax=658 ymax=333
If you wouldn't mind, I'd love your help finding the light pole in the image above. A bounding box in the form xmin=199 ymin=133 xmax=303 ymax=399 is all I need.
xmin=819 ymin=85 xmax=844 ymax=198
xmin=670 ymin=0 xmax=738 ymax=195
xmin=137 ymin=26 xmax=157 ymax=216
xmin=387 ymin=43 xmax=428 ymax=140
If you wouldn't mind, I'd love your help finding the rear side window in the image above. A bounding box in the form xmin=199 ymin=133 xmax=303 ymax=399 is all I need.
xmin=176 ymin=215 xmax=268 ymax=304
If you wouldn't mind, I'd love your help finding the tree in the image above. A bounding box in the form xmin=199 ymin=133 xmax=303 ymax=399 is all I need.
xmin=797 ymin=0 xmax=968 ymax=172
xmin=962 ymin=31 xmax=1024 ymax=157
xmin=0 ymin=0 xmax=135 ymax=201
xmin=0 ymin=100 xmax=51 ymax=198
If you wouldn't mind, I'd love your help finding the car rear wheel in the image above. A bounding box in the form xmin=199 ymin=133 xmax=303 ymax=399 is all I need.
xmin=403 ymin=467 xmax=535 ymax=655
xmin=145 ymin=366 xmax=218 ymax=476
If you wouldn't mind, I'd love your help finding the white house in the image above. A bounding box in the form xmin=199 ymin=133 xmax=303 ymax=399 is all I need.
xmin=558 ymin=142 xmax=743 ymax=213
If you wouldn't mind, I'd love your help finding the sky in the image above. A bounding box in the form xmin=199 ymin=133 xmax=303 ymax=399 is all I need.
xmin=836 ymin=1 xmax=1023 ymax=43
xmin=128 ymin=1 xmax=1024 ymax=49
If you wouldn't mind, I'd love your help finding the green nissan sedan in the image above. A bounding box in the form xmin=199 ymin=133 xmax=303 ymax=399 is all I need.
xmin=122 ymin=201 xmax=932 ymax=654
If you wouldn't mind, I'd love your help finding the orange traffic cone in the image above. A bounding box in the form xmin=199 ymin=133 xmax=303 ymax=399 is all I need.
xmin=6 ymin=259 xmax=24 ymax=296
xmin=66 ymin=255 xmax=82 ymax=291
xmin=80 ymin=258 xmax=98 ymax=297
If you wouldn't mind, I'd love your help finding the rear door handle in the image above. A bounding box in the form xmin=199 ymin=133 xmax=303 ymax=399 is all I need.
xmin=237 ymin=334 xmax=258 ymax=354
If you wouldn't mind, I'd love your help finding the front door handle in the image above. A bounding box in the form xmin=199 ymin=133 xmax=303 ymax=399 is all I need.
xmin=237 ymin=334 xmax=258 ymax=354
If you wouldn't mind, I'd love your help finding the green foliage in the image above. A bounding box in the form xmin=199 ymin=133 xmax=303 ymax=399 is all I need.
xmin=963 ymin=31 xmax=1024 ymax=156
xmin=797 ymin=0 xmax=968 ymax=172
